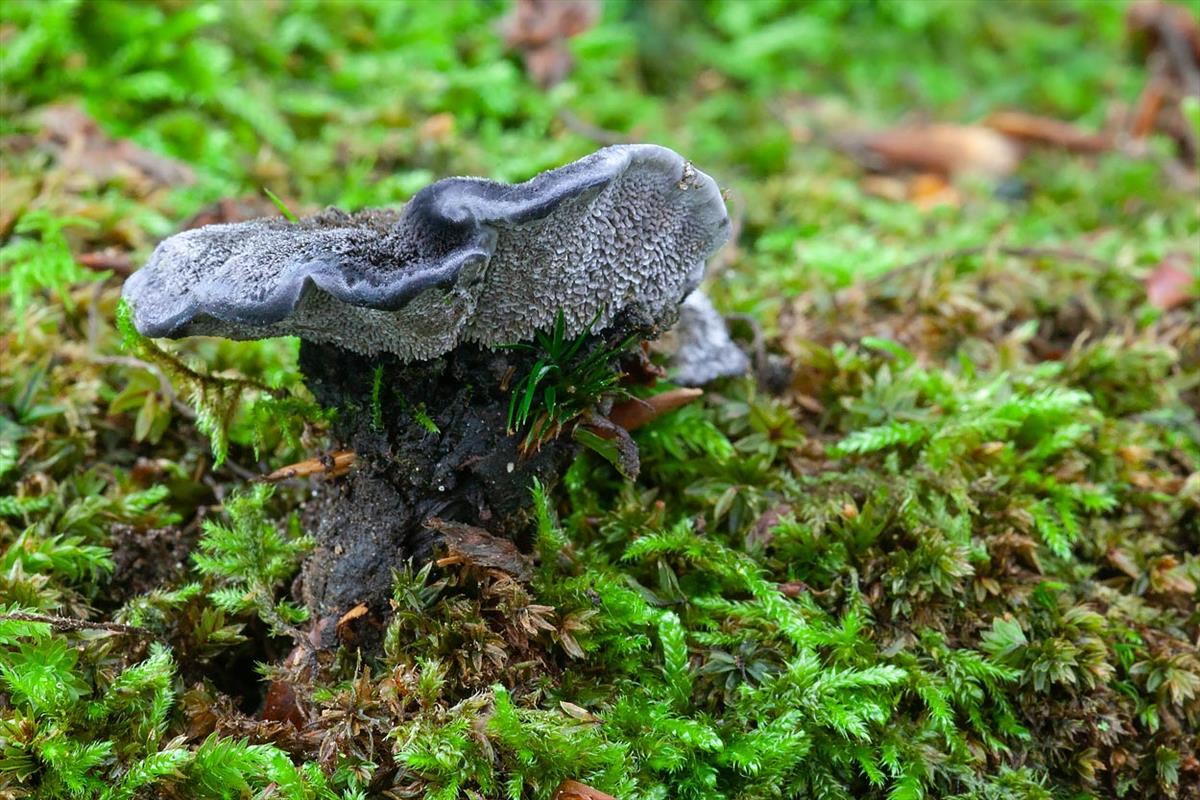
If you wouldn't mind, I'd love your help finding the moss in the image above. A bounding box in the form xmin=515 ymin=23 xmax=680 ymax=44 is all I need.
xmin=2 ymin=1 xmax=1198 ymax=798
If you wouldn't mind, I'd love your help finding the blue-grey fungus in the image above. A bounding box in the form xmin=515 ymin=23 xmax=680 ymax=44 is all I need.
xmin=123 ymin=144 xmax=731 ymax=360
xmin=666 ymin=290 xmax=750 ymax=386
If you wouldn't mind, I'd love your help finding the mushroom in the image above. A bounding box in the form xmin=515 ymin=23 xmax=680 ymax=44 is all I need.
xmin=122 ymin=144 xmax=733 ymax=641
xmin=124 ymin=144 xmax=729 ymax=360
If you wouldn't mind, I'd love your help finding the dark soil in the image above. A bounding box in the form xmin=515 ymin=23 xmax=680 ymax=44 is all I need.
xmin=108 ymin=522 xmax=199 ymax=602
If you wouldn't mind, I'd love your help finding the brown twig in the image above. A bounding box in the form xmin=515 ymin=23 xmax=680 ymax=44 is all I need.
xmin=217 ymin=456 xmax=260 ymax=482
xmin=984 ymin=110 xmax=1112 ymax=153
xmin=1131 ymin=71 xmax=1171 ymax=139
xmin=0 ymin=611 xmax=153 ymax=637
xmin=262 ymin=450 xmax=357 ymax=482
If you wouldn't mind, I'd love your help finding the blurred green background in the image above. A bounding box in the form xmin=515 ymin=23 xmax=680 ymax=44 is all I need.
xmin=3 ymin=0 xmax=1193 ymax=322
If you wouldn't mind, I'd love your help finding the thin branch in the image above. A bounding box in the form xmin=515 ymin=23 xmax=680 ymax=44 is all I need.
xmin=0 ymin=611 xmax=154 ymax=637
xmin=557 ymin=108 xmax=630 ymax=146
xmin=262 ymin=450 xmax=357 ymax=482
xmin=217 ymin=456 xmax=261 ymax=482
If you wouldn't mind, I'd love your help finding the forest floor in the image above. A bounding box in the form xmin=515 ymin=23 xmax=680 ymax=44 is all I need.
xmin=1 ymin=2 xmax=1198 ymax=798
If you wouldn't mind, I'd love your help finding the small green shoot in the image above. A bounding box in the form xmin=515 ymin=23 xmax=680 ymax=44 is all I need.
xmin=504 ymin=310 xmax=635 ymax=452
xmin=263 ymin=187 xmax=299 ymax=222
xmin=412 ymin=402 xmax=440 ymax=434
xmin=392 ymin=390 xmax=441 ymax=435
xmin=371 ymin=365 xmax=385 ymax=431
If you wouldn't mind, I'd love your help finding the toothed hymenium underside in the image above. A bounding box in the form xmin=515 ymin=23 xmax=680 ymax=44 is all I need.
xmin=123 ymin=145 xmax=730 ymax=358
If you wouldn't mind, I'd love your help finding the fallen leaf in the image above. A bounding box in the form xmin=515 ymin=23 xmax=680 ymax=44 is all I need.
xmin=37 ymin=103 xmax=194 ymax=191
xmin=607 ymin=388 xmax=703 ymax=431
xmin=859 ymin=174 xmax=909 ymax=202
xmin=839 ymin=123 xmax=1021 ymax=179
xmin=1117 ymin=445 xmax=1152 ymax=466
xmin=426 ymin=517 xmax=534 ymax=582
xmin=419 ymin=112 xmax=456 ymax=142
xmin=261 ymin=679 xmax=306 ymax=728
xmin=907 ymin=172 xmax=961 ymax=210
xmin=553 ymin=780 xmax=617 ymax=800
xmin=559 ymin=701 xmax=600 ymax=722
xmin=860 ymin=173 xmax=962 ymax=208
xmin=1145 ymin=254 xmax=1197 ymax=310
xmin=778 ymin=580 xmax=808 ymax=598
xmin=500 ymin=0 xmax=599 ymax=88
xmin=746 ymin=503 xmax=792 ymax=550
xmin=77 ymin=248 xmax=134 ymax=276
xmin=1107 ymin=548 xmax=1142 ymax=579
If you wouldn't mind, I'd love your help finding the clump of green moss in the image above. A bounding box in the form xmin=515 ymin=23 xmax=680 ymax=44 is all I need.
xmin=2 ymin=1 xmax=1198 ymax=798
xmin=5 ymin=248 xmax=1196 ymax=798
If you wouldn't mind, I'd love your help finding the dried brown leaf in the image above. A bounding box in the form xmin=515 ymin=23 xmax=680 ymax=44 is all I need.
xmin=426 ymin=517 xmax=534 ymax=582
xmin=500 ymin=0 xmax=600 ymax=88
xmin=607 ymin=388 xmax=703 ymax=431
xmin=554 ymin=780 xmax=617 ymax=800
xmin=1145 ymin=254 xmax=1197 ymax=310
xmin=840 ymin=123 xmax=1021 ymax=178
xmin=37 ymin=103 xmax=195 ymax=191
xmin=261 ymin=679 xmax=307 ymax=728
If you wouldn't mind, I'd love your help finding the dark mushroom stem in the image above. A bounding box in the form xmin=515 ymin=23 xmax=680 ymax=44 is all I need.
xmin=294 ymin=317 xmax=652 ymax=645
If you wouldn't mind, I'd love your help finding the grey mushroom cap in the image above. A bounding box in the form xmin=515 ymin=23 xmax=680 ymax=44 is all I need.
xmin=122 ymin=144 xmax=731 ymax=360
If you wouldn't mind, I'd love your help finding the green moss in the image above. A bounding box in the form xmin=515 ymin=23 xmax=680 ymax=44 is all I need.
xmin=2 ymin=1 xmax=1198 ymax=798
